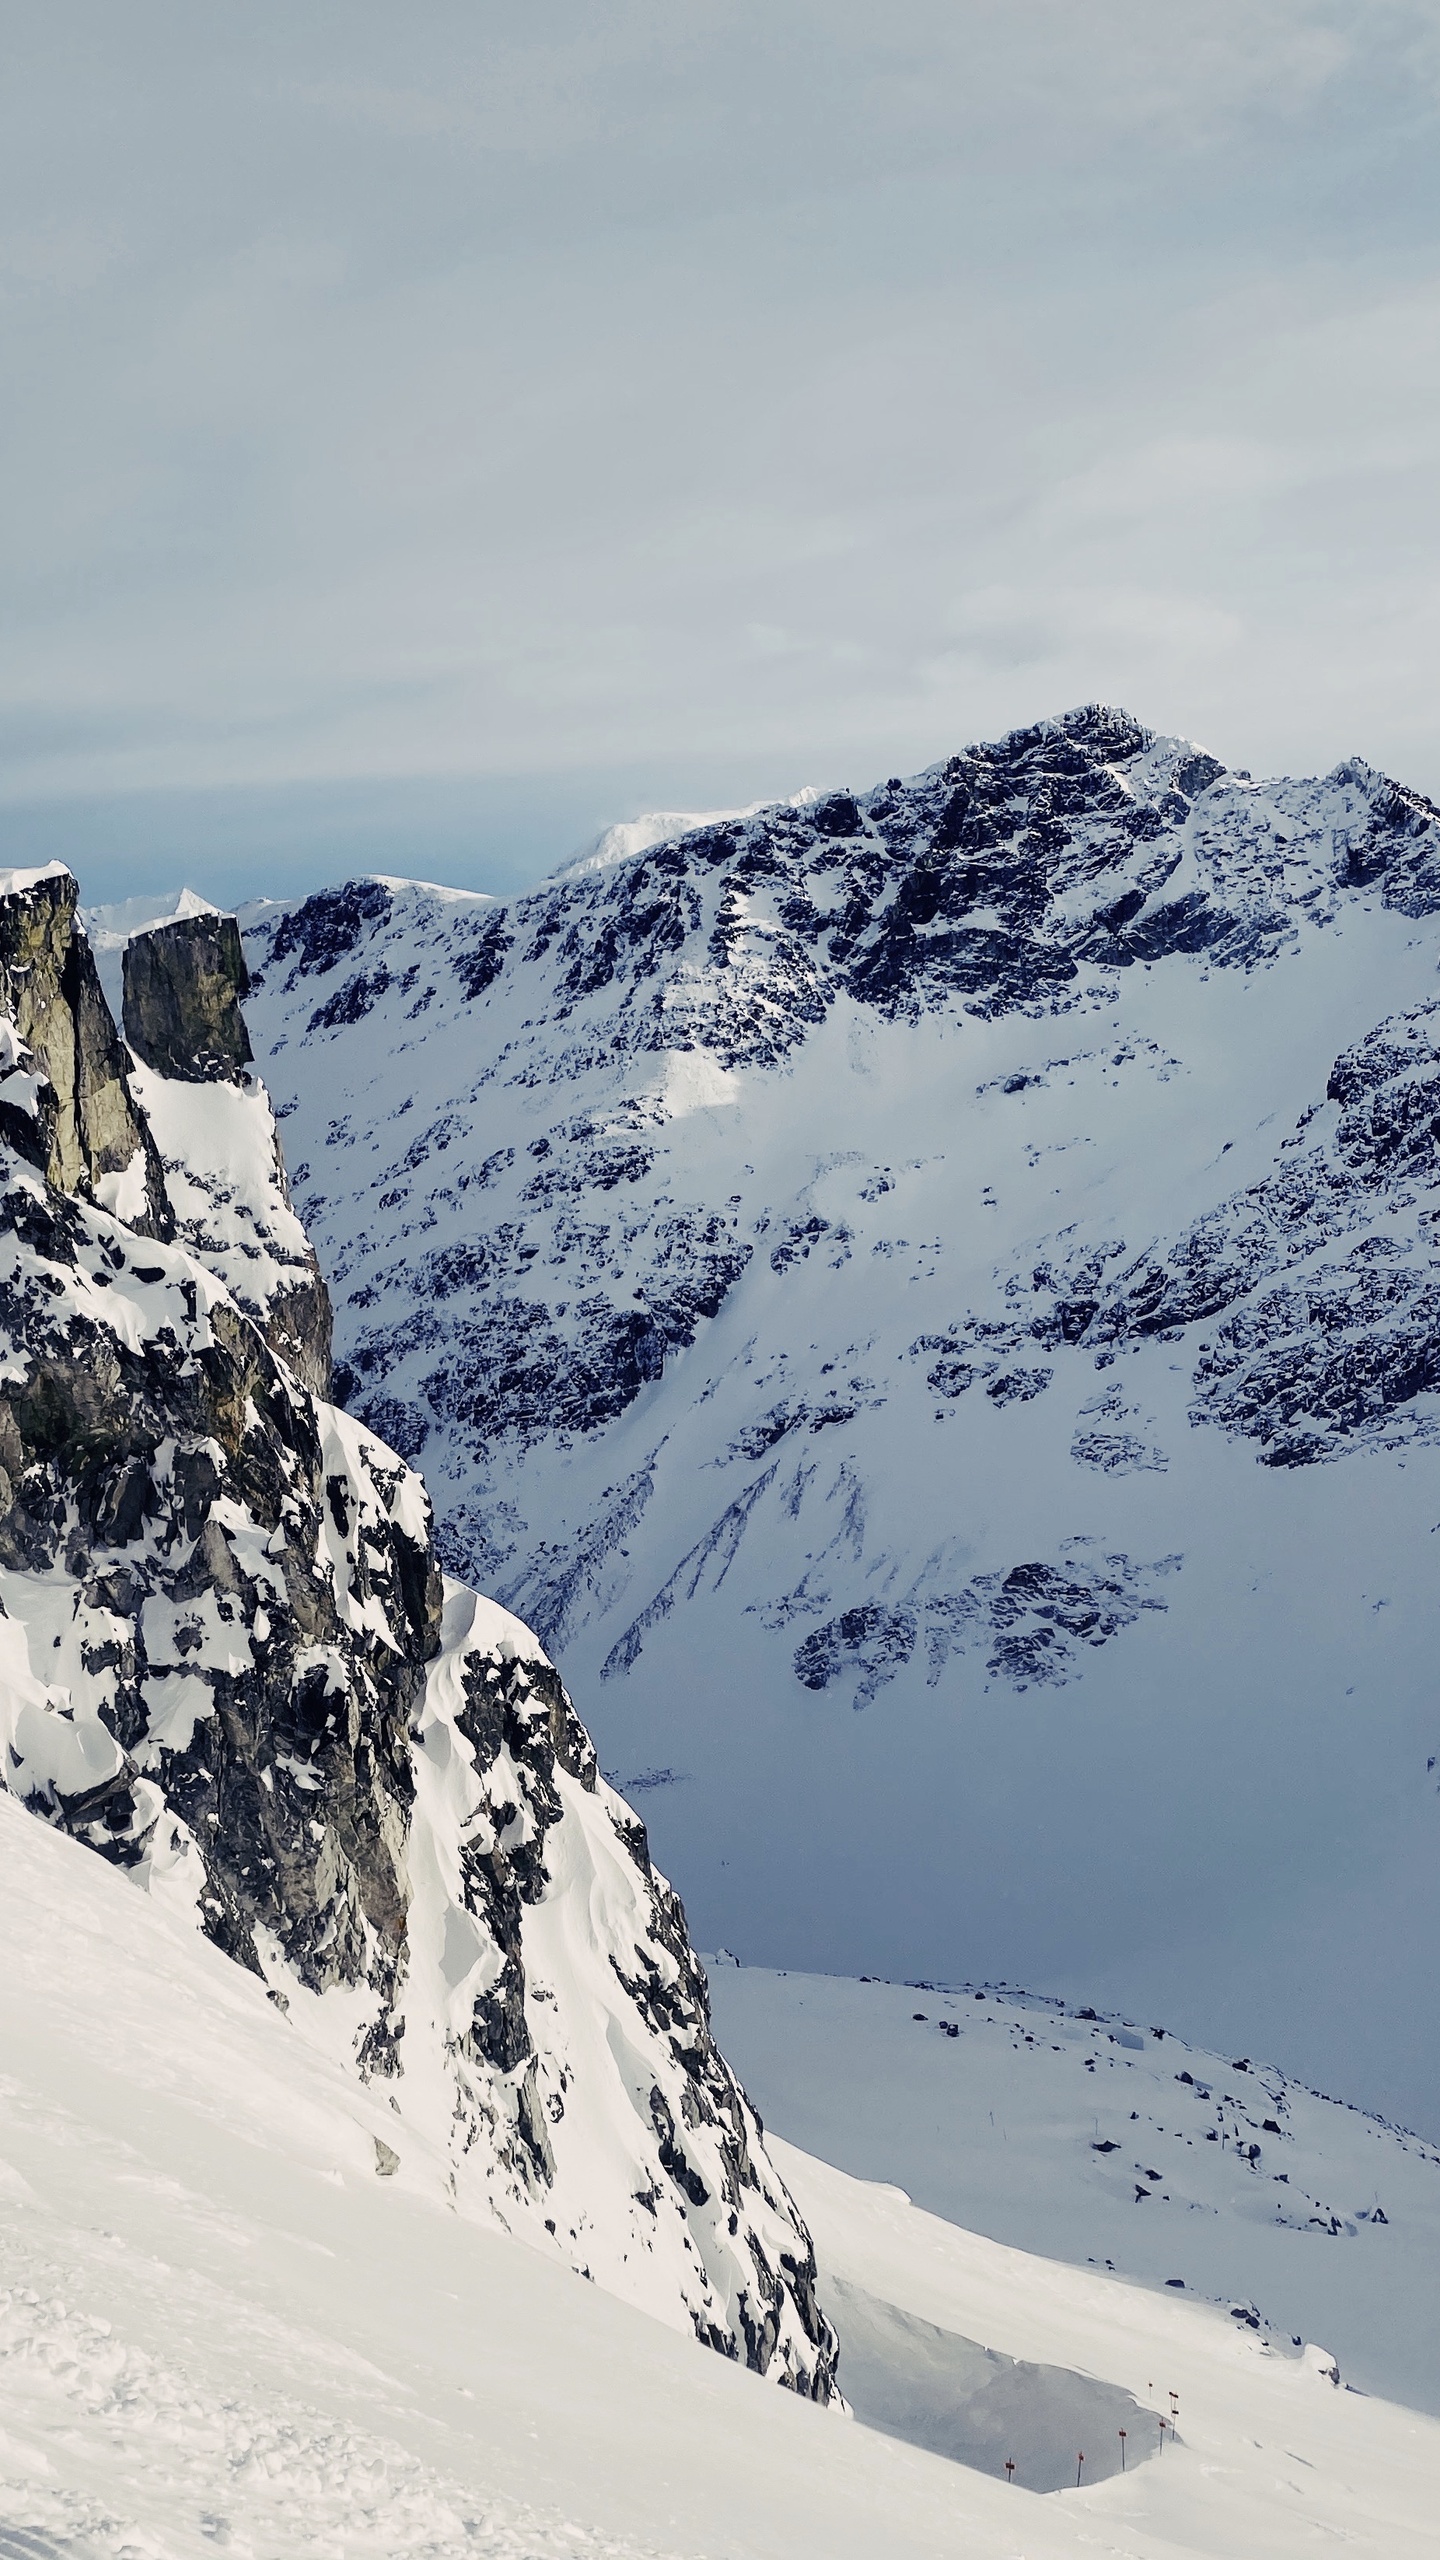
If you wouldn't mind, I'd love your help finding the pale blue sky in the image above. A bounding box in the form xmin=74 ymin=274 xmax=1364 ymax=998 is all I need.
xmin=2 ymin=2 xmax=1439 ymax=905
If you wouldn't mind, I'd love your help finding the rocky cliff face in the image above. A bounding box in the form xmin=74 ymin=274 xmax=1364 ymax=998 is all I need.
xmin=0 ymin=874 xmax=836 ymax=2396
xmin=122 ymin=909 xmax=255 ymax=1083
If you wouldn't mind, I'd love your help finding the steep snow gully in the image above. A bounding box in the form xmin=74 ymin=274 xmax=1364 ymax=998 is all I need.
xmin=234 ymin=706 xmax=1440 ymax=2136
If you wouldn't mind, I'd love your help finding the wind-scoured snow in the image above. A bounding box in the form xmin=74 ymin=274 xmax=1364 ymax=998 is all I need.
xmin=236 ymin=707 xmax=1440 ymax=2135
xmin=551 ymin=791 xmax=821 ymax=885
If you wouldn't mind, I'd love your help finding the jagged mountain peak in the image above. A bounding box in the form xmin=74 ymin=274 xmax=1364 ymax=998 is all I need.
xmin=547 ymin=703 xmax=1206 ymax=899
xmin=241 ymin=706 xmax=1440 ymax=1097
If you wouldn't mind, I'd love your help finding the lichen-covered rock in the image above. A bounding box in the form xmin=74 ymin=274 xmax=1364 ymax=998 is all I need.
xmin=0 ymin=867 xmax=836 ymax=2399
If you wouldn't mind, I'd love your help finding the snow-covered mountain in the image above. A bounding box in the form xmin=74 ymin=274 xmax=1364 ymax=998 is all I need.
xmin=0 ymin=867 xmax=835 ymax=2391
xmin=234 ymin=706 xmax=1440 ymax=2135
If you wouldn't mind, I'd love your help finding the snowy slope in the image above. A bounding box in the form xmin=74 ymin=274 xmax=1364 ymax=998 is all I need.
xmin=4 ymin=1786 xmax=1438 ymax=2560
xmin=0 ymin=871 xmax=834 ymax=2389
xmin=235 ymin=707 xmax=1440 ymax=2138
xmin=707 ymin=1963 xmax=1440 ymax=2415
xmin=128 ymin=1055 xmax=330 ymax=1378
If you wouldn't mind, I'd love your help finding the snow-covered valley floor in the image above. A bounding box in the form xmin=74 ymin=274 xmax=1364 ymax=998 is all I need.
xmin=708 ymin=1963 xmax=1440 ymax=2417
xmin=2 ymin=1795 xmax=1436 ymax=2559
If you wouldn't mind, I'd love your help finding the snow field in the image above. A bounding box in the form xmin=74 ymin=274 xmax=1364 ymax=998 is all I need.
xmin=780 ymin=2139 xmax=1440 ymax=2559
xmin=708 ymin=1964 xmax=1440 ymax=2411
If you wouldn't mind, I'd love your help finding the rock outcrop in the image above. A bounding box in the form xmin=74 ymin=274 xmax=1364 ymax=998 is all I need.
xmin=122 ymin=909 xmax=255 ymax=1083
xmin=0 ymin=865 xmax=170 ymax=1235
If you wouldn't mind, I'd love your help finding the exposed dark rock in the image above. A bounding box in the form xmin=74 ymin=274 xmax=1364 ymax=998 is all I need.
xmin=1010 ymin=997 xmax=1440 ymax=1462
xmin=122 ymin=913 xmax=254 ymax=1082
xmin=452 ymin=911 xmax=513 ymax=1001
xmin=792 ymin=1547 xmax=1176 ymax=1703
xmin=263 ymin=1265 xmax=334 ymax=1399
xmin=306 ymin=966 xmax=392 ymax=1033
xmin=263 ymin=879 xmax=395 ymax=985
xmin=795 ymin=1606 xmax=918 ymax=1707
xmin=0 ymin=1164 xmax=435 ymax=2003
